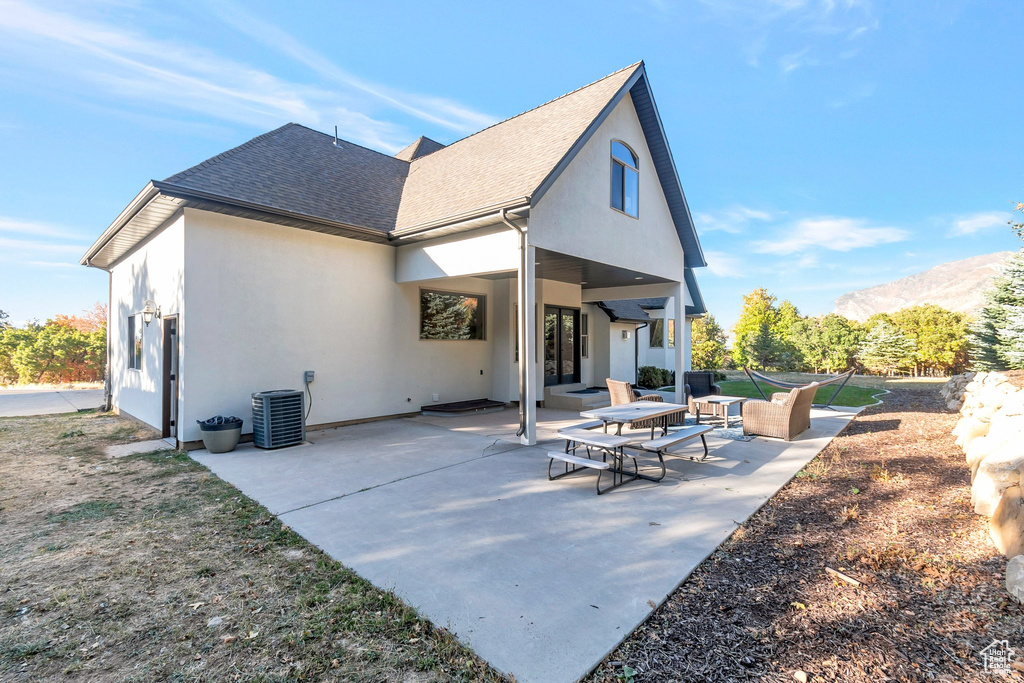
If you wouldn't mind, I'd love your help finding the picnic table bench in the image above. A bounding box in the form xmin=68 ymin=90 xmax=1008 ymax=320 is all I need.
xmin=548 ymin=418 xmax=715 ymax=493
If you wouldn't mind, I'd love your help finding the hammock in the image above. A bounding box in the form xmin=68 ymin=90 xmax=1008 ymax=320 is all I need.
xmin=743 ymin=368 xmax=856 ymax=411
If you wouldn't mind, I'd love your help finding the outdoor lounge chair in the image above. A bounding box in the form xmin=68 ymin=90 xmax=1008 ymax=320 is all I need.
xmin=606 ymin=378 xmax=687 ymax=431
xmin=683 ymin=370 xmax=723 ymax=415
xmin=741 ymin=382 xmax=819 ymax=441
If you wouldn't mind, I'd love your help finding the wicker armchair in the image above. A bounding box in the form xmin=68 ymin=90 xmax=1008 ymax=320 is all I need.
xmin=741 ymin=382 xmax=818 ymax=441
xmin=683 ymin=371 xmax=723 ymax=415
xmin=606 ymin=378 xmax=687 ymax=430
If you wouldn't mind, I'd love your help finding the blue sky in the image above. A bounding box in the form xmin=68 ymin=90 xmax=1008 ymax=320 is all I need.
xmin=1 ymin=0 xmax=1021 ymax=330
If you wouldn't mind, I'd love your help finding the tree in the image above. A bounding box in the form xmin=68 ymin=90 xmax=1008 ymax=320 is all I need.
xmin=858 ymin=320 xmax=917 ymax=375
xmin=969 ymin=249 xmax=1024 ymax=370
xmin=889 ymin=304 xmax=969 ymax=376
xmin=743 ymin=321 xmax=787 ymax=370
xmin=732 ymin=288 xmax=780 ymax=370
xmin=789 ymin=314 xmax=862 ymax=374
xmin=0 ymin=310 xmax=9 ymax=331
xmin=691 ymin=314 xmax=727 ymax=370
xmin=1011 ymin=201 xmax=1023 ymax=241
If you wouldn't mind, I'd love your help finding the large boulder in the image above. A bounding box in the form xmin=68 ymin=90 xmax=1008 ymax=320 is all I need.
xmin=972 ymin=446 xmax=1024 ymax=516
xmin=967 ymin=435 xmax=998 ymax=479
xmin=954 ymin=417 xmax=990 ymax=453
xmin=1008 ymin=555 xmax=1024 ymax=604
xmin=991 ymin=486 xmax=1024 ymax=558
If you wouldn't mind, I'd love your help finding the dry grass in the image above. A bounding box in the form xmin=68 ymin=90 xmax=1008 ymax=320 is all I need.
xmin=0 ymin=410 xmax=502 ymax=682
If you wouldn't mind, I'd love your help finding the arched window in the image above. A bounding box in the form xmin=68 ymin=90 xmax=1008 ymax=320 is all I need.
xmin=610 ymin=140 xmax=638 ymax=218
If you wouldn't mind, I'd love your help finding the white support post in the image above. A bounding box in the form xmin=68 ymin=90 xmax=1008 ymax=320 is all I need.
xmin=673 ymin=281 xmax=686 ymax=405
xmin=518 ymin=241 xmax=537 ymax=446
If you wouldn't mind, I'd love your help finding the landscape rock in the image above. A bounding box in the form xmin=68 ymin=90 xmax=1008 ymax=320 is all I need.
xmin=1007 ymin=555 xmax=1024 ymax=604
xmin=990 ymin=486 xmax=1024 ymax=559
xmin=972 ymin=447 xmax=1024 ymax=516
xmin=953 ymin=417 xmax=990 ymax=453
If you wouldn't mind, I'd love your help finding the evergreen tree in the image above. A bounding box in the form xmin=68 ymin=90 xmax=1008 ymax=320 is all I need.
xmin=858 ymin=320 xmax=917 ymax=375
xmin=969 ymin=249 xmax=1024 ymax=370
xmin=691 ymin=314 xmax=727 ymax=370
xmin=743 ymin=321 xmax=786 ymax=370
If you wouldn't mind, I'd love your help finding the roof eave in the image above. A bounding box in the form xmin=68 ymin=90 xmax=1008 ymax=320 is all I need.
xmin=80 ymin=181 xmax=161 ymax=268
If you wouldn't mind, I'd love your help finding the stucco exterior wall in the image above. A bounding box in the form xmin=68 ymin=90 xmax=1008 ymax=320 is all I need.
xmin=528 ymin=93 xmax=685 ymax=282
xmin=108 ymin=213 xmax=185 ymax=430
xmin=395 ymin=227 xmax=517 ymax=282
xmin=609 ymin=323 xmax=637 ymax=384
xmin=179 ymin=210 xmax=496 ymax=443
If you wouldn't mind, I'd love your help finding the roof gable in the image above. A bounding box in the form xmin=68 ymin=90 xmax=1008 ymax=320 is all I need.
xmin=163 ymin=123 xmax=408 ymax=234
xmin=393 ymin=136 xmax=446 ymax=161
xmin=394 ymin=63 xmax=641 ymax=231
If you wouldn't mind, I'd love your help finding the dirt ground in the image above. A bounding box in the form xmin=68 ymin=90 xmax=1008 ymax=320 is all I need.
xmin=589 ymin=387 xmax=1024 ymax=682
xmin=0 ymin=410 xmax=500 ymax=682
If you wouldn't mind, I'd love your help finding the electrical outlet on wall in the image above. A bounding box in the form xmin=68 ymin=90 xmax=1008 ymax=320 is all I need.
xmin=304 ymin=370 xmax=315 ymax=383
xmin=432 ymin=393 xmax=439 ymax=402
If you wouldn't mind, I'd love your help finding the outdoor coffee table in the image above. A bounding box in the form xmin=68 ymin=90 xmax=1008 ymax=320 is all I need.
xmin=692 ymin=395 xmax=748 ymax=429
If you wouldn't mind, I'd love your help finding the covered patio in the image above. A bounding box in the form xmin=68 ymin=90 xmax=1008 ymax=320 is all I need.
xmin=192 ymin=405 xmax=861 ymax=682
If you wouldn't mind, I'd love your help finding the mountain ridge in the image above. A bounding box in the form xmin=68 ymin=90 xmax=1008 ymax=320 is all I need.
xmin=833 ymin=251 xmax=1013 ymax=321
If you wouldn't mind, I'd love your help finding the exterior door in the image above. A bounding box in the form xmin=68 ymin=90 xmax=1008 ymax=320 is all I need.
xmin=544 ymin=306 xmax=580 ymax=386
xmin=161 ymin=316 xmax=178 ymax=440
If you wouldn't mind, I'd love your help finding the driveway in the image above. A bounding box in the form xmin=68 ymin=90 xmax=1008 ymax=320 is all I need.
xmin=0 ymin=388 xmax=104 ymax=417
xmin=193 ymin=406 xmax=860 ymax=682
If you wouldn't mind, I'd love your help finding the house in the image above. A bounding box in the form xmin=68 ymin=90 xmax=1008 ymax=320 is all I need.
xmin=80 ymin=61 xmax=707 ymax=448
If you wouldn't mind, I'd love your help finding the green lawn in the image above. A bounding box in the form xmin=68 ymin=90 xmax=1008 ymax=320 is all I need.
xmin=717 ymin=379 xmax=885 ymax=407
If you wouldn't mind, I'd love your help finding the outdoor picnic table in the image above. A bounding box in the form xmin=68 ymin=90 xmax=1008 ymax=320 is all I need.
xmin=580 ymin=400 xmax=690 ymax=440
xmin=550 ymin=400 xmax=712 ymax=494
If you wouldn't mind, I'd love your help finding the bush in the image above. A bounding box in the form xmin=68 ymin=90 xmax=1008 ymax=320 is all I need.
xmin=637 ymin=366 xmax=673 ymax=389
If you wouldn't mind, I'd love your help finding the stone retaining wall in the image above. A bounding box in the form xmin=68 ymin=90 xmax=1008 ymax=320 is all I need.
xmin=947 ymin=371 xmax=1024 ymax=602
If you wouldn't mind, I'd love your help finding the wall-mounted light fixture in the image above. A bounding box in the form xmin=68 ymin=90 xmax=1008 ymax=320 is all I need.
xmin=621 ymin=330 xmax=631 ymax=340
xmin=141 ymin=299 xmax=161 ymax=327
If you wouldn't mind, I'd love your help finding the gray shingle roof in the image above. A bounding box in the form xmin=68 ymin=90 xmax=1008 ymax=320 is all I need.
xmin=394 ymin=63 xmax=641 ymax=230
xmin=393 ymin=136 xmax=446 ymax=161
xmin=163 ymin=123 xmax=408 ymax=234
xmin=597 ymin=300 xmax=653 ymax=323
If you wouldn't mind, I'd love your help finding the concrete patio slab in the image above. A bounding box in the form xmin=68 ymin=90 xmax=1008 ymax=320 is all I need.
xmin=0 ymin=388 xmax=104 ymax=417
xmin=193 ymin=419 xmax=523 ymax=515
xmin=190 ymin=406 xmax=861 ymax=682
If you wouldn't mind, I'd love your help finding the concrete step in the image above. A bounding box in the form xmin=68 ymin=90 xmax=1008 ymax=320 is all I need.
xmin=544 ymin=389 xmax=611 ymax=412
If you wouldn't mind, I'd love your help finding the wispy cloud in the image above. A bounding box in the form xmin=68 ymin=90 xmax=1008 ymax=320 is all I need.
xmin=0 ymin=1 xmax=491 ymax=152
xmin=0 ymin=216 xmax=84 ymax=240
xmin=695 ymin=206 xmax=775 ymax=233
xmin=752 ymin=216 xmax=909 ymax=254
xmin=26 ymin=261 xmax=80 ymax=268
xmin=704 ymin=250 xmax=747 ymax=278
xmin=210 ymin=1 xmax=496 ymax=135
xmin=0 ymin=237 xmax=88 ymax=254
xmin=693 ymin=0 xmax=878 ymax=73
xmin=828 ymin=82 xmax=875 ymax=108
xmin=779 ymin=47 xmax=813 ymax=74
xmin=949 ymin=211 xmax=1009 ymax=236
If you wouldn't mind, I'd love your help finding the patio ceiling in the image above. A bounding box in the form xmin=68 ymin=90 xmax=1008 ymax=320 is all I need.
xmin=478 ymin=247 xmax=674 ymax=289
